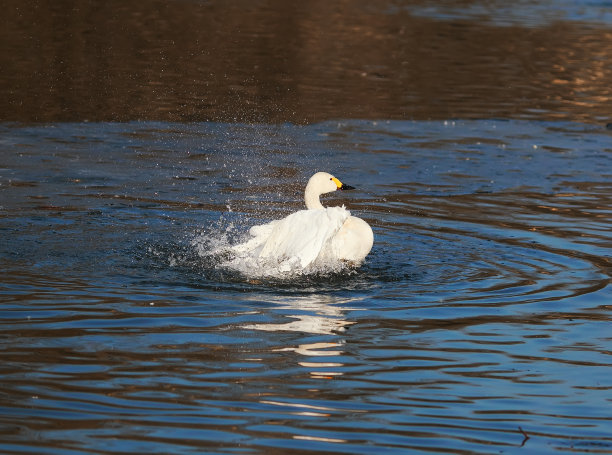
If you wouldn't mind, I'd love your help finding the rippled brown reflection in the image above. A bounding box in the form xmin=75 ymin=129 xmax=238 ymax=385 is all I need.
xmin=2 ymin=0 xmax=612 ymax=123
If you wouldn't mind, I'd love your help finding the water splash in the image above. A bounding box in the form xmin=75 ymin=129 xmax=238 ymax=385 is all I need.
xmin=190 ymin=218 xmax=357 ymax=280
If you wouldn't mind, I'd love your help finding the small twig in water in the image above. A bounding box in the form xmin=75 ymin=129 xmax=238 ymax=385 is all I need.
xmin=518 ymin=426 xmax=530 ymax=447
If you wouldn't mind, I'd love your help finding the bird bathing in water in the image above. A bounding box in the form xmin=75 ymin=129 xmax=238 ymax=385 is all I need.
xmin=228 ymin=172 xmax=374 ymax=273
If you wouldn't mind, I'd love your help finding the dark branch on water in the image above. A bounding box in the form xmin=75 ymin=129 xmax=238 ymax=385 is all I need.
xmin=518 ymin=426 xmax=530 ymax=447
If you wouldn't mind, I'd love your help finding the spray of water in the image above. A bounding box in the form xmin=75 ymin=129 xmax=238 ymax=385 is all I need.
xmin=190 ymin=217 xmax=355 ymax=279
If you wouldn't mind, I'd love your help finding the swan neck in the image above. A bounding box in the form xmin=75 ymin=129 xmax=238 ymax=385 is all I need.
xmin=305 ymin=187 xmax=324 ymax=210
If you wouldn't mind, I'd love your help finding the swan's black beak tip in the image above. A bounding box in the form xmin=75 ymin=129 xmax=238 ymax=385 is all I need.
xmin=340 ymin=184 xmax=355 ymax=191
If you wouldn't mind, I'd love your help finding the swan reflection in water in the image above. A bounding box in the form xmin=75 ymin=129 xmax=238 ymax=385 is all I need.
xmin=245 ymin=294 xmax=365 ymax=431
xmin=242 ymin=294 xmax=361 ymax=380
xmin=242 ymin=294 xmax=358 ymax=335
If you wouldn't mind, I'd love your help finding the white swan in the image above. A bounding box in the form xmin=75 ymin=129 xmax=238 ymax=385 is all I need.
xmin=228 ymin=172 xmax=373 ymax=273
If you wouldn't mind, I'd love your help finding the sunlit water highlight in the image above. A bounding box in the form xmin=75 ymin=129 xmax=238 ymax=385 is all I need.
xmin=0 ymin=120 xmax=611 ymax=454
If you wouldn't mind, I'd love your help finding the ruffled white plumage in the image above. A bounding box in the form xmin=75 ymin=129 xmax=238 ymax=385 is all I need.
xmin=222 ymin=172 xmax=373 ymax=275
xmin=232 ymin=206 xmax=350 ymax=269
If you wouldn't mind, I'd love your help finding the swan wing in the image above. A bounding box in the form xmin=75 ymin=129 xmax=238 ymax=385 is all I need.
xmin=258 ymin=207 xmax=349 ymax=267
xmin=229 ymin=220 xmax=277 ymax=255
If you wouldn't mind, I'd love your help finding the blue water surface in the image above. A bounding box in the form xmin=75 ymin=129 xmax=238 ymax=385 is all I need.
xmin=0 ymin=119 xmax=610 ymax=454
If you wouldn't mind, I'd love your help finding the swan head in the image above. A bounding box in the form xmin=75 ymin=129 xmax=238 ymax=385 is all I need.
xmin=305 ymin=172 xmax=354 ymax=210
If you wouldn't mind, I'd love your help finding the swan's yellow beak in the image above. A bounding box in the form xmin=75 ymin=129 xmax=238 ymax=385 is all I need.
xmin=333 ymin=177 xmax=355 ymax=191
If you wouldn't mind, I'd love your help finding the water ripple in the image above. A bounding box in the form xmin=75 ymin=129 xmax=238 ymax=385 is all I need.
xmin=1 ymin=120 xmax=611 ymax=454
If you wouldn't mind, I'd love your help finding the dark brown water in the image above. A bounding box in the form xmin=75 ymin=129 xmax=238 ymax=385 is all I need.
xmin=1 ymin=2 xmax=611 ymax=454
xmin=3 ymin=0 xmax=612 ymax=124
